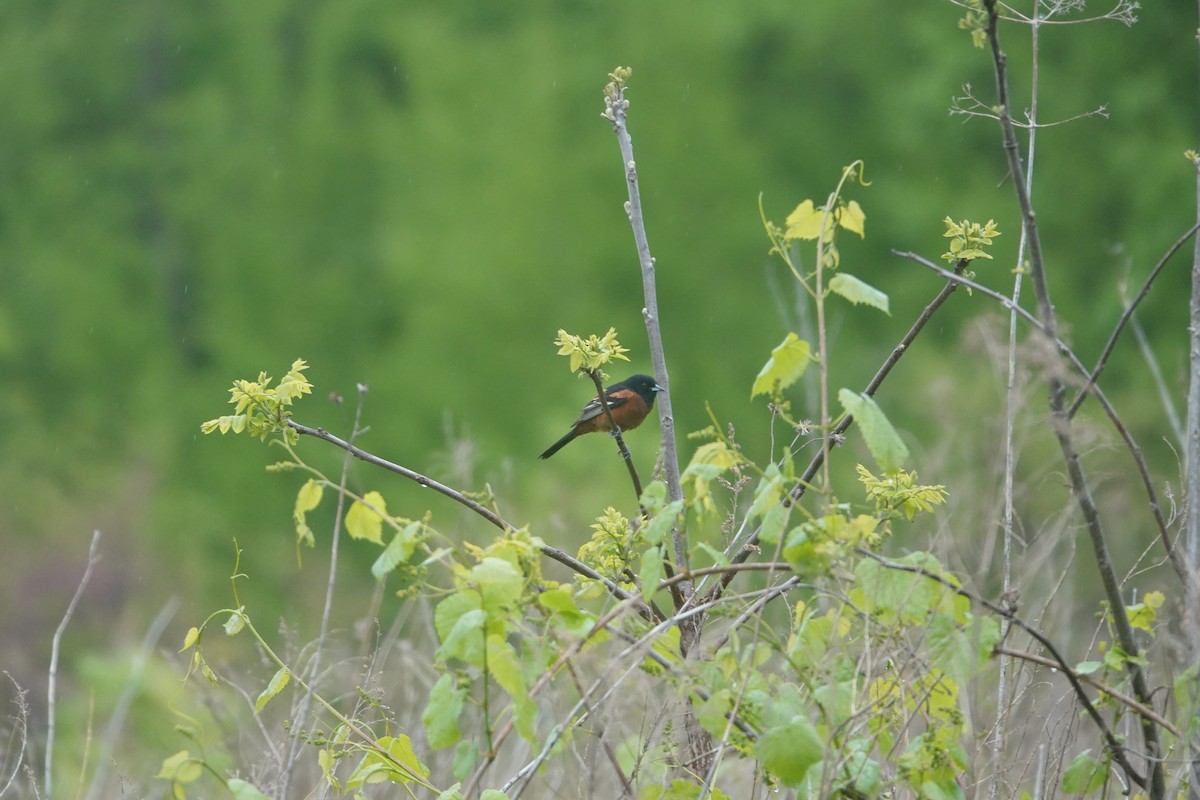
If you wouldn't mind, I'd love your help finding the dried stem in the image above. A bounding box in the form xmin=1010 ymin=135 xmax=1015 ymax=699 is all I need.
xmin=982 ymin=1 xmax=1162 ymax=793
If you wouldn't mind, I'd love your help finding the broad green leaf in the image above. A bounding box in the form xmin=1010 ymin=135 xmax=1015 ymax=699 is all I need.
xmin=372 ymin=521 xmax=421 ymax=580
xmin=686 ymin=441 xmax=741 ymax=471
xmin=487 ymin=636 xmax=537 ymax=742
xmin=346 ymin=491 xmax=387 ymax=544
xmin=752 ymin=333 xmax=812 ymax=399
xmin=254 ymin=667 xmax=290 ymax=713
xmin=472 ymin=557 xmax=524 ymax=615
xmin=757 ymin=503 xmax=790 ymax=547
xmin=538 ymin=586 xmax=595 ymax=638
xmin=434 ymin=591 xmax=481 ymax=643
xmin=180 ymin=627 xmax=200 ymax=651
xmin=424 ymin=673 xmax=467 ymax=749
xmin=746 ymin=463 xmax=784 ymax=520
xmin=345 ymin=736 xmax=429 ymax=790
xmin=784 ymin=199 xmax=833 ymax=242
xmin=1127 ymin=590 xmax=1164 ymax=631
xmin=1074 ymin=660 xmax=1103 ymax=675
xmin=642 ymin=500 xmax=684 ymax=546
xmin=828 ymin=273 xmax=889 ymax=314
xmin=840 ymin=199 xmax=866 ymax=236
xmin=224 ymin=609 xmax=246 ymax=636
xmin=228 ymin=778 xmax=272 ymax=800
xmin=693 ymin=542 xmax=729 ymax=567
xmin=435 ymin=608 xmax=487 ymax=665
xmin=293 ymin=479 xmax=324 ymax=547
xmin=156 ymin=751 xmax=202 ymax=783
xmin=639 ymin=545 xmax=664 ymax=603
xmin=837 ymin=389 xmax=909 ymax=471
xmin=755 ymin=715 xmax=823 ymax=786
xmin=1061 ymin=750 xmax=1106 ymax=794
xmin=377 ymin=735 xmax=430 ymax=781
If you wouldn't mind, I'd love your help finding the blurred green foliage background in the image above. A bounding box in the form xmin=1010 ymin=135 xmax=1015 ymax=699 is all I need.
xmin=0 ymin=0 xmax=1195 ymax=787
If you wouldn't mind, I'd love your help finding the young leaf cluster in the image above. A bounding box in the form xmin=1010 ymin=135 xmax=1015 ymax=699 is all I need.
xmin=200 ymin=359 xmax=312 ymax=444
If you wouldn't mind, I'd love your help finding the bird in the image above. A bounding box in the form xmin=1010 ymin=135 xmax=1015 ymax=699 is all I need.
xmin=539 ymin=373 xmax=663 ymax=459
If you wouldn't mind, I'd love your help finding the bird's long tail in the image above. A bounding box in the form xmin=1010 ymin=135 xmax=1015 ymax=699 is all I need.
xmin=539 ymin=430 xmax=577 ymax=459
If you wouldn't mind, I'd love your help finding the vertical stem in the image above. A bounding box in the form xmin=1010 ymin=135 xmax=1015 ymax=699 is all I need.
xmin=1185 ymin=1 xmax=1200 ymax=784
xmin=982 ymin=3 xmax=1163 ymax=794
xmin=991 ymin=5 xmax=1039 ymax=795
xmin=603 ymin=73 xmax=687 ymax=576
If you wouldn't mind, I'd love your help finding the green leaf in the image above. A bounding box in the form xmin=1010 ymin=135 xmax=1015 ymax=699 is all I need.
xmin=639 ymin=545 xmax=664 ymax=603
xmin=783 ymin=199 xmax=825 ymax=241
xmin=372 ymin=521 xmax=421 ymax=581
xmin=751 ymin=333 xmax=812 ymax=399
xmin=346 ymin=491 xmax=387 ymax=544
xmin=487 ymin=636 xmax=537 ymax=742
xmin=436 ymin=607 xmax=487 ymax=665
xmin=254 ymin=667 xmax=290 ymax=713
xmin=642 ymin=500 xmax=684 ymax=546
xmin=345 ymin=734 xmax=430 ymax=790
xmin=228 ymin=778 xmax=272 ymax=800
xmin=380 ymin=734 xmax=430 ymax=781
xmin=224 ymin=609 xmax=246 ymax=636
xmin=472 ymin=557 xmax=524 ymax=616
xmin=1061 ymin=750 xmax=1107 ymax=794
xmin=840 ymin=199 xmax=866 ymax=237
xmin=755 ymin=715 xmax=824 ymax=786
xmin=1126 ymin=590 xmax=1164 ymax=631
xmin=424 ymin=673 xmax=467 ymax=749
xmin=828 ymin=273 xmax=889 ymax=314
xmin=746 ymin=463 xmax=784 ymax=520
xmin=757 ymin=503 xmax=790 ymax=547
xmin=180 ymin=627 xmax=200 ymax=652
xmin=156 ymin=751 xmax=202 ymax=783
xmin=293 ymin=479 xmax=323 ymax=547
xmin=538 ymin=586 xmax=595 ymax=637
xmin=837 ymin=389 xmax=909 ymax=471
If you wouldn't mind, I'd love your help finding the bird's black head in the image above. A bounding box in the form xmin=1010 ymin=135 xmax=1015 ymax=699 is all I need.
xmin=622 ymin=373 xmax=663 ymax=406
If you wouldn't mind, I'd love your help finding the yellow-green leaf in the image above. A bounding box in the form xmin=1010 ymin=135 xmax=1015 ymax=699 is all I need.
xmin=828 ymin=273 xmax=889 ymax=315
xmin=1127 ymin=591 xmax=1164 ymax=632
xmin=346 ymin=491 xmax=387 ymax=545
xmin=255 ymin=667 xmax=290 ymax=713
xmin=784 ymin=199 xmax=828 ymax=241
xmin=838 ymin=389 xmax=909 ymax=472
xmin=224 ymin=609 xmax=246 ymax=636
xmin=840 ymin=200 xmax=866 ymax=237
xmin=293 ymin=479 xmax=324 ymax=547
xmin=751 ymin=333 xmax=812 ymax=399
xmin=156 ymin=751 xmax=202 ymax=783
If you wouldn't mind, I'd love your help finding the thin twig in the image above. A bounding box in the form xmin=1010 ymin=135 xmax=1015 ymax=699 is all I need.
xmin=1068 ymin=221 xmax=1200 ymax=419
xmin=981 ymin=6 xmax=1163 ymax=790
xmin=994 ymin=646 xmax=1178 ymax=737
xmin=603 ymin=69 xmax=690 ymax=588
xmin=585 ymin=369 xmax=643 ymax=500
xmin=282 ymin=386 xmax=369 ymax=798
xmin=44 ymin=530 xmax=102 ymax=800
xmin=0 ymin=674 xmax=29 ymax=799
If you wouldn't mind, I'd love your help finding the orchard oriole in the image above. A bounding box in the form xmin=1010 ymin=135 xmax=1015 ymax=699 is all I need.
xmin=539 ymin=373 xmax=662 ymax=459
